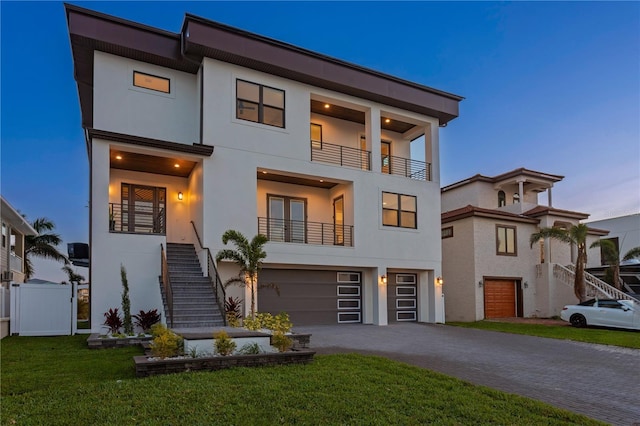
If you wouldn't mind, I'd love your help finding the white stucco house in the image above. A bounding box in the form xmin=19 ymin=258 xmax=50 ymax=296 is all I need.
xmin=66 ymin=5 xmax=463 ymax=331
xmin=441 ymin=168 xmax=611 ymax=322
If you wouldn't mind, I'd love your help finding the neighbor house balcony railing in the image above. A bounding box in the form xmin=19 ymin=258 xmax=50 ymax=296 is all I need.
xmin=258 ymin=217 xmax=353 ymax=247
xmin=9 ymin=253 xmax=23 ymax=273
xmin=382 ymin=155 xmax=431 ymax=181
xmin=109 ymin=203 xmax=165 ymax=235
xmin=310 ymin=140 xmax=371 ymax=171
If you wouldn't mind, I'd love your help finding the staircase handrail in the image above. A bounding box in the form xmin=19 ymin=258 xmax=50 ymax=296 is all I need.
xmin=555 ymin=264 xmax=639 ymax=302
xmin=190 ymin=221 xmax=227 ymax=325
xmin=160 ymin=244 xmax=174 ymax=327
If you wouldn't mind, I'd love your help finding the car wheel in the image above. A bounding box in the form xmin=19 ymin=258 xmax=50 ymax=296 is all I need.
xmin=570 ymin=314 xmax=587 ymax=328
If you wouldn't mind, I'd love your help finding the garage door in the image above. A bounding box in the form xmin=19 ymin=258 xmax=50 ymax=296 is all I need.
xmin=484 ymin=279 xmax=516 ymax=318
xmin=387 ymin=273 xmax=417 ymax=322
xmin=258 ymin=269 xmax=361 ymax=325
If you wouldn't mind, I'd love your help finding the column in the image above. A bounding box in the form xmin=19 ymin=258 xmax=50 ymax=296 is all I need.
xmin=365 ymin=107 xmax=382 ymax=173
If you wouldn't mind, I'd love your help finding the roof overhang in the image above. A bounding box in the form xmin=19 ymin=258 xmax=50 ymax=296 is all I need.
xmin=442 ymin=205 xmax=540 ymax=225
xmin=1 ymin=197 xmax=38 ymax=236
xmin=442 ymin=168 xmax=564 ymax=193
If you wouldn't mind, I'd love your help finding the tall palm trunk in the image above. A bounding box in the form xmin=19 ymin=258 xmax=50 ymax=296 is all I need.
xmin=575 ymin=243 xmax=587 ymax=302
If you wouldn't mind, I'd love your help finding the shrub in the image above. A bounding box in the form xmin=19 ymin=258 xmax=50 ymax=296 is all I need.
xmin=213 ymin=331 xmax=236 ymax=356
xmin=132 ymin=309 xmax=161 ymax=333
xmin=120 ymin=265 xmax=134 ymax=335
xmin=103 ymin=308 xmax=123 ymax=335
xmin=150 ymin=327 xmax=183 ymax=359
xmin=271 ymin=332 xmax=292 ymax=353
xmin=271 ymin=312 xmax=292 ymax=334
xmin=225 ymin=297 xmax=242 ymax=327
xmin=243 ymin=312 xmax=293 ymax=333
xmin=238 ymin=342 xmax=263 ymax=355
xmin=243 ymin=316 xmax=262 ymax=331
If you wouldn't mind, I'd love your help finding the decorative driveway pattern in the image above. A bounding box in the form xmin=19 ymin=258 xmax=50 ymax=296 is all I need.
xmin=294 ymin=323 xmax=640 ymax=425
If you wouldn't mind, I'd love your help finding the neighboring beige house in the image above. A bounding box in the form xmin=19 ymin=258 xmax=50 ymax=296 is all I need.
xmin=66 ymin=5 xmax=463 ymax=331
xmin=441 ymin=168 xmax=609 ymax=322
xmin=1 ymin=196 xmax=38 ymax=338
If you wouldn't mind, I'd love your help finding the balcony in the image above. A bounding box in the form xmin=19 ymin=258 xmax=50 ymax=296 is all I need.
xmin=109 ymin=203 xmax=166 ymax=235
xmin=382 ymin=155 xmax=430 ymax=181
xmin=9 ymin=253 xmax=23 ymax=273
xmin=258 ymin=217 xmax=353 ymax=247
xmin=310 ymin=141 xmax=371 ymax=171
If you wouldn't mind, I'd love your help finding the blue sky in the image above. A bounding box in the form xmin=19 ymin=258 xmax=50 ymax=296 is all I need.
xmin=1 ymin=1 xmax=639 ymax=282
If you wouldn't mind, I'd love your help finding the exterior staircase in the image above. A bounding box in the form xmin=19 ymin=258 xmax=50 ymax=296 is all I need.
xmin=162 ymin=243 xmax=225 ymax=328
xmin=553 ymin=264 xmax=640 ymax=302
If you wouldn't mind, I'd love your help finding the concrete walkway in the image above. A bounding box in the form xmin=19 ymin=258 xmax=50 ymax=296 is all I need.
xmin=294 ymin=323 xmax=640 ymax=425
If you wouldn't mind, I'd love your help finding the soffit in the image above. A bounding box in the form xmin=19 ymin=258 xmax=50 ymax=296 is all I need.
xmin=110 ymin=150 xmax=197 ymax=178
xmin=310 ymin=100 xmax=416 ymax=134
xmin=257 ymin=171 xmax=338 ymax=189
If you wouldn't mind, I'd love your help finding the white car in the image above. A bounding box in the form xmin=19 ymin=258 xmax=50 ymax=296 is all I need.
xmin=560 ymin=299 xmax=640 ymax=330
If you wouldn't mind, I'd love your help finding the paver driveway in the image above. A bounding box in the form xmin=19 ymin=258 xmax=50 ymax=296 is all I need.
xmin=294 ymin=323 xmax=640 ymax=425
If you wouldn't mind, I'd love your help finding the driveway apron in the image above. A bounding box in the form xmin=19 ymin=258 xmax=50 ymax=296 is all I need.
xmin=294 ymin=323 xmax=640 ymax=425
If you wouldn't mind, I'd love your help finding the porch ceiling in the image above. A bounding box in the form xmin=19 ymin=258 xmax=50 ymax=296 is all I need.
xmin=110 ymin=150 xmax=197 ymax=178
xmin=257 ymin=171 xmax=338 ymax=189
xmin=310 ymin=100 xmax=416 ymax=134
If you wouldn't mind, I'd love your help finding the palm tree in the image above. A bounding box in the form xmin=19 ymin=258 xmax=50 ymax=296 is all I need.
xmin=215 ymin=230 xmax=274 ymax=319
xmin=589 ymin=240 xmax=640 ymax=290
xmin=61 ymin=265 xmax=85 ymax=285
xmin=24 ymin=217 xmax=69 ymax=280
xmin=530 ymin=223 xmax=590 ymax=302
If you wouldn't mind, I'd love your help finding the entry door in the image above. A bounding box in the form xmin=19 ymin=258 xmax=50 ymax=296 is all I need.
xmin=381 ymin=141 xmax=391 ymax=174
xmin=333 ymin=196 xmax=344 ymax=245
xmin=268 ymin=196 xmax=306 ymax=243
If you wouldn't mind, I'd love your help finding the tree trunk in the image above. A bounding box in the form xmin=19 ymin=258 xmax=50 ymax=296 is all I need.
xmin=574 ymin=245 xmax=588 ymax=302
xmin=249 ymin=273 xmax=256 ymax=319
xmin=612 ymin=264 xmax=621 ymax=290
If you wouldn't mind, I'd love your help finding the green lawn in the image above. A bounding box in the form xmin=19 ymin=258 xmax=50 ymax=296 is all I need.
xmin=1 ymin=335 xmax=602 ymax=425
xmin=448 ymin=321 xmax=640 ymax=349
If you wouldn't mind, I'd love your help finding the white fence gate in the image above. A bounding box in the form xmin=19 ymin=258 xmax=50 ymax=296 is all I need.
xmin=10 ymin=282 xmax=77 ymax=336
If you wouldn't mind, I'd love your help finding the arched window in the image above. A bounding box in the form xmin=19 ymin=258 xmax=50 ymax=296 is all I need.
xmin=498 ymin=191 xmax=506 ymax=207
xmin=513 ymin=192 xmax=520 ymax=204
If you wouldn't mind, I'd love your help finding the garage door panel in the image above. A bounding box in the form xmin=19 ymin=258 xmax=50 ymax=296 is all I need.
xmin=387 ymin=273 xmax=417 ymax=322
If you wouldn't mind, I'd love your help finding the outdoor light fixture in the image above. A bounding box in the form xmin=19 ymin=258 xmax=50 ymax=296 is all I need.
xmin=381 ymin=275 xmax=387 ymax=284
xmin=177 ymin=192 xmax=183 ymax=201
xmin=324 ymin=103 xmax=330 ymax=109
xmin=524 ymin=282 xmax=529 ymax=289
xmin=385 ymin=118 xmax=391 ymax=123
xmin=436 ymin=277 xmax=444 ymax=286
xmin=478 ymin=280 xmax=483 ymax=288
xmin=115 ymin=155 xmax=122 ymax=160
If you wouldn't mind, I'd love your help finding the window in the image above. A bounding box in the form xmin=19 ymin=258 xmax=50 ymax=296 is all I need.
xmin=1 ymin=223 xmax=6 ymax=248
xmin=133 ymin=71 xmax=170 ymax=93
xmin=236 ymin=79 xmax=285 ymax=128
xmin=310 ymin=123 xmax=322 ymax=148
xmin=496 ymin=225 xmax=517 ymax=255
xmin=267 ymin=195 xmax=306 ymax=243
xmin=498 ymin=190 xmax=506 ymax=207
xmin=382 ymin=192 xmax=417 ymax=229
xmin=119 ymin=183 xmax=166 ymax=234
xmin=442 ymin=226 xmax=453 ymax=239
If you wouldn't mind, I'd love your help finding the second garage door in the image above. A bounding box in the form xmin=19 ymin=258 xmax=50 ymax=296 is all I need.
xmin=484 ymin=279 xmax=516 ymax=318
xmin=258 ymin=269 xmax=362 ymax=325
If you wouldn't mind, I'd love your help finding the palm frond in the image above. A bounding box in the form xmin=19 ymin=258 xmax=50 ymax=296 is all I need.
xmin=589 ymin=239 xmax=619 ymax=264
xmin=622 ymin=246 xmax=640 ymax=261
xmin=223 ymin=276 xmax=246 ymax=288
xmin=529 ymin=227 xmax=573 ymax=247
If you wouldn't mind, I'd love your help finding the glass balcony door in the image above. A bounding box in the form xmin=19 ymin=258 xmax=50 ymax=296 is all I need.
xmin=268 ymin=195 xmax=306 ymax=243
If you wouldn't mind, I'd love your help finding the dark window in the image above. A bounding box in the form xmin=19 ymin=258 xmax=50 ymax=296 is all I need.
xmin=599 ymin=237 xmax=620 ymax=266
xmin=498 ymin=190 xmax=506 ymax=207
xmin=382 ymin=192 xmax=417 ymax=229
xmin=1 ymin=223 xmax=6 ymax=248
xmin=236 ymin=79 xmax=285 ymax=128
xmin=133 ymin=71 xmax=170 ymax=93
xmin=597 ymin=300 xmax=624 ymax=309
xmin=496 ymin=225 xmax=517 ymax=255
xmin=442 ymin=226 xmax=453 ymax=239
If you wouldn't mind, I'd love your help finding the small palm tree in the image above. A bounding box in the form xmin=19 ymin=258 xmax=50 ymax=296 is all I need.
xmin=25 ymin=218 xmax=69 ymax=280
xmin=215 ymin=230 xmax=275 ymax=319
xmin=61 ymin=265 xmax=85 ymax=285
xmin=589 ymin=240 xmax=640 ymax=290
xmin=530 ymin=223 xmax=590 ymax=302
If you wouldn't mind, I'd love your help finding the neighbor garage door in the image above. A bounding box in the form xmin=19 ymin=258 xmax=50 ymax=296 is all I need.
xmin=258 ymin=269 xmax=362 ymax=325
xmin=484 ymin=279 xmax=516 ymax=318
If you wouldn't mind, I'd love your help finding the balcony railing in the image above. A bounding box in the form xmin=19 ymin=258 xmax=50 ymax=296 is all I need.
xmin=382 ymin=155 xmax=431 ymax=181
xmin=9 ymin=253 xmax=23 ymax=273
xmin=109 ymin=203 xmax=165 ymax=235
xmin=311 ymin=141 xmax=371 ymax=171
xmin=258 ymin=217 xmax=353 ymax=247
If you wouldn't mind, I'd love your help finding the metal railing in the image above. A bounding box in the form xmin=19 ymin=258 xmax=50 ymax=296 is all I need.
xmin=190 ymin=221 xmax=227 ymax=325
xmin=382 ymin=155 xmax=431 ymax=181
xmin=109 ymin=203 xmax=165 ymax=235
xmin=9 ymin=253 xmax=23 ymax=273
xmin=258 ymin=217 xmax=354 ymax=247
xmin=311 ymin=140 xmax=371 ymax=171
xmin=160 ymin=244 xmax=174 ymax=327
xmin=554 ymin=264 xmax=639 ymax=302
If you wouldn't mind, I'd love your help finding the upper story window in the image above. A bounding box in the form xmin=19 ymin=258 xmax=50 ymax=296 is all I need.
xmin=496 ymin=225 xmax=517 ymax=256
xmin=442 ymin=226 xmax=453 ymax=239
xmin=498 ymin=190 xmax=506 ymax=207
xmin=133 ymin=71 xmax=170 ymax=94
xmin=1 ymin=222 xmax=6 ymax=247
xmin=236 ymin=79 xmax=285 ymax=128
xmin=382 ymin=192 xmax=417 ymax=229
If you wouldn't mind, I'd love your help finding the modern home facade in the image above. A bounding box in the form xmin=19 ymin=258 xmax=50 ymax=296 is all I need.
xmin=66 ymin=5 xmax=462 ymax=331
xmin=441 ymin=168 xmax=610 ymax=322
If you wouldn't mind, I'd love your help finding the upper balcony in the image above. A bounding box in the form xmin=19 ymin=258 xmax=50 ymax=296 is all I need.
xmin=309 ymin=99 xmax=434 ymax=182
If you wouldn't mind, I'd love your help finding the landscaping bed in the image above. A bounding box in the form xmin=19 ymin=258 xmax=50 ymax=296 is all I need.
xmin=87 ymin=333 xmax=152 ymax=349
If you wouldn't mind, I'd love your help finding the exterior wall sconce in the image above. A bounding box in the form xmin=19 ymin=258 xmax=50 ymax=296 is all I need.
xmin=524 ymin=282 xmax=529 ymax=289
xmin=478 ymin=280 xmax=483 ymax=288
xmin=436 ymin=277 xmax=443 ymax=286
xmin=380 ymin=275 xmax=387 ymax=285
xmin=177 ymin=192 xmax=183 ymax=201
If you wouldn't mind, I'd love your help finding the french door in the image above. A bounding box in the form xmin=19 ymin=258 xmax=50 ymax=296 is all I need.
xmin=268 ymin=195 xmax=306 ymax=243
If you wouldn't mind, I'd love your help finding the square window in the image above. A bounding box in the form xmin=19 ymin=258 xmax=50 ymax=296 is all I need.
xmin=382 ymin=192 xmax=416 ymax=229
xmin=236 ymin=79 xmax=285 ymax=128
